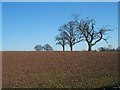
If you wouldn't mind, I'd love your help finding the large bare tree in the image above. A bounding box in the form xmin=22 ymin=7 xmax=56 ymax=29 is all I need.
xmin=76 ymin=17 xmax=112 ymax=51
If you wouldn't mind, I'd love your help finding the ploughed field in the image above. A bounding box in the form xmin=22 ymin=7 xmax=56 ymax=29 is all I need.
xmin=2 ymin=51 xmax=119 ymax=88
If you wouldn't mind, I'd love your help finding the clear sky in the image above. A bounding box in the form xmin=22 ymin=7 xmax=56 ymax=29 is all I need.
xmin=0 ymin=2 xmax=2 ymax=51
xmin=2 ymin=0 xmax=120 ymax=2
xmin=118 ymin=2 xmax=120 ymax=46
xmin=2 ymin=2 xmax=118 ymax=51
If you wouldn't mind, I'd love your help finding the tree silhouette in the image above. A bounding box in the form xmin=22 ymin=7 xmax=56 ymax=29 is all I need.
xmin=76 ymin=17 xmax=112 ymax=51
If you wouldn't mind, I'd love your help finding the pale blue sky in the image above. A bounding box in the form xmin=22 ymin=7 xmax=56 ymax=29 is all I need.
xmin=2 ymin=2 xmax=118 ymax=51
xmin=118 ymin=2 xmax=120 ymax=46
xmin=0 ymin=2 xmax=2 ymax=51
xmin=2 ymin=0 xmax=119 ymax=2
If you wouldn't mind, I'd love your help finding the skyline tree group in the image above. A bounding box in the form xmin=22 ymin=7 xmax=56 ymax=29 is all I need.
xmin=55 ymin=15 xmax=112 ymax=51
xmin=34 ymin=15 xmax=119 ymax=51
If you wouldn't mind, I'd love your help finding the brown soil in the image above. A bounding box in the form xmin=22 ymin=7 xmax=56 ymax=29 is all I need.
xmin=2 ymin=51 xmax=119 ymax=88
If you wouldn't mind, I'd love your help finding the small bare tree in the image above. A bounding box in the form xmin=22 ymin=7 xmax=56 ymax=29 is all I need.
xmin=77 ymin=17 xmax=112 ymax=51
xmin=55 ymin=30 xmax=67 ymax=51
xmin=116 ymin=46 xmax=120 ymax=51
xmin=59 ymin=20 xmax=83 ymax=51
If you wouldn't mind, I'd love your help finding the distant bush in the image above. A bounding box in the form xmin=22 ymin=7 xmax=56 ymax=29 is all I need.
xmin=43 ymin=44 xmax=54 ymax=51
xmin=34 ymin=45 xmax=43 ymax=51
xmin=34 ymin=44 xmax=54 ymax=51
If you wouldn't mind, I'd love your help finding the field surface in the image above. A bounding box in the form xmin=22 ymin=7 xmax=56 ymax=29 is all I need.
xmin=2 ymin=51 xmax=119 ymax=88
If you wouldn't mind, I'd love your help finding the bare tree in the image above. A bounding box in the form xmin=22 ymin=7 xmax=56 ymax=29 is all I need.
xmin=43 ymin=44 xmax=53 ymax=51
xmin=59 ymin=20 xmax=83 ymax=51
xmin=55 ymin=30 xmax=67 ymax=51
xmin=34 ymin=45 xmax=43 ymax=51
xmin=76 ymin=17 xmax=112 ymax=51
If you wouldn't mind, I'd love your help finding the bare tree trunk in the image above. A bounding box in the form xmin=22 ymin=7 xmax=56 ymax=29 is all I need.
xmin=88 ymin=43 xmax=92 ymax=51
xmin=63 ymin=45 xmax=65 ymax=51
xmin=70 ymin=44 xmax=73 ymax=51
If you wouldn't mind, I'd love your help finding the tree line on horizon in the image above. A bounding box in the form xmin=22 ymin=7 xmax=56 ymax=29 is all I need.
xmin=98 ymin=45 xmax=120 ymax=51
xmin=34 ymin=15 xmax=119 ymax=51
